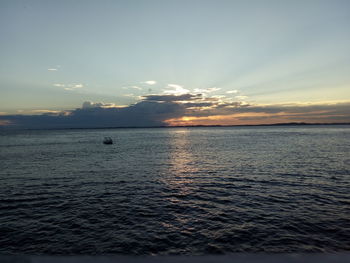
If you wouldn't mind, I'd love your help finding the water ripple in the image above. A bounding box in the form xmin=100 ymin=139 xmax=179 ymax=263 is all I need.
xmin=0 ymin=126 xmax=350 ymax=254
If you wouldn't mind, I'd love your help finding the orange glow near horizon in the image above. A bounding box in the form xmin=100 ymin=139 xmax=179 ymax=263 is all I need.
xmin=165 ymin=113 xmax=281 ymax=126
xmin=165 ymin=111 xmax=343 ymax=126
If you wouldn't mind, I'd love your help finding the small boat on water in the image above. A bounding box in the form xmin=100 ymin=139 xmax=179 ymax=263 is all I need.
xmin=103 ymin=137 xmax=113 ymax=144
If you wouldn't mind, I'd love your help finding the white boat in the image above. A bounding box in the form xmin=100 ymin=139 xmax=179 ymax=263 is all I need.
xmin=103 ymin=137 xmax=113 ymax=144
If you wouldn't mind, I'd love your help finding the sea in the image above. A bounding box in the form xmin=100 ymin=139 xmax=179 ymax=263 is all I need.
xmin=0 ymin=125 xmax=349 ymax=255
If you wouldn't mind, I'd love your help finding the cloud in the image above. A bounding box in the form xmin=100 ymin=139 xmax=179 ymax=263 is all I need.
xmin=122 ymin=86 xmax=143 ymax=90
xmin=0 ymin=100 xmax=186 ymax=129
xmin=235 ymin=95 xmax=248 ymax=100
xmin=123 ymin=93 xmax=136 ymax=97
xmin=82 ymin=101 xmax=104 ymax=109
xmin=142 ymin=81 xmax=157 ymax=85
xmin=226 ymin=90 xmax=238 ymax=94
xmin=193 ymin=87 xmax=221 ymax=93
xmin=53 ymin=84 xmax=65 ymax=87
xmin=54 ymin=83 xmax=84 ymax=91
xmin=31 ymin=110 xmax=62 ymax=114
xmin=142 ymin=93 xmax=202 ymax=102
xmin=0 ymin=91 xmax=349 ymax=129
xmin=164 ymin=84 xmax=190 ymax=95
xmin=48 ymin=65 xmax=61 ymax=71
xmin=82 ymin=101 xmax=121 ymax=109
xmin=130 ymin=86 xmax=142 ymax=90
xmin=167 ymin=84 xmax=183 ymax=89
xmin=165 ymin=101 xmax=350 ymax=126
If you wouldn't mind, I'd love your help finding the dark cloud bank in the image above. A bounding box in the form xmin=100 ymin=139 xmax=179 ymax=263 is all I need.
xmin=1 ymin=94 xmax=349 ymax=129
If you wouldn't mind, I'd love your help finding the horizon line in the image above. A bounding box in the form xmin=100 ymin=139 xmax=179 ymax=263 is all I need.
xmin=1 ymin=122 xmax=349 ymax=131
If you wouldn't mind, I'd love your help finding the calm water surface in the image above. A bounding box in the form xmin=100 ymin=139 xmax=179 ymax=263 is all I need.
xmin=0 ymin=126 xmax=349 ymax=255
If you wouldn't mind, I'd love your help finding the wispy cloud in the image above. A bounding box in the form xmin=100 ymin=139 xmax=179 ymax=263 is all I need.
xmin=226 ymin=90 xmax=238 ymax=94
xmin=130 ymin=86 xmax=142 ymax=90
xmin=64 ymin=85 xmax=83 ymax=91
xmin=193 ymin=87 xmax=221 ymax=93
xmin=48 ymin=65 xmax=61 ymax=71
xmin=142 ymin=94 xmax=202 ymax=102
xmin=167 ymin=84 xmax=183 ymax=89
xmin=53 ymin=83 xmax=65 ymax=87
xmin=123 ymin=93 xmax=136 ymax=97
xmin=164 ymin=84 xmax=190 ymax=95
xmin=53 ymin=83 xmax=84 ymax=91
xmin=142 ymin=80 xmax=157 ymax=85
xmin=31 ymin=110 xmax=62 ymax=114
xmin=122 ymin=86 xmax=143 ymax=90
xmin=235 ymin=95 xmax=248 ymax=100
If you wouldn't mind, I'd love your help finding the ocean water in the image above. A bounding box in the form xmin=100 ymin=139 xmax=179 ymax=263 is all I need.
xmin=0 ymin=126 xmax=349 ymax=255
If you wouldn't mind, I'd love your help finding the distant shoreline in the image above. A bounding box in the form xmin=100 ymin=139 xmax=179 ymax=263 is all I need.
xmin=1 ymin=122 xmax=349 ymax=131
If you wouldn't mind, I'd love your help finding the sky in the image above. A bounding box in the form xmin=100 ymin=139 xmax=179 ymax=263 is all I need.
xmin=1 ymin=0 xmax=350 ymax=128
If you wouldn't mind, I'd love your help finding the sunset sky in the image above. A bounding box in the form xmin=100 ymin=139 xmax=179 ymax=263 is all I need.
xmin=1 ymin=0 xmax=350 ymax=128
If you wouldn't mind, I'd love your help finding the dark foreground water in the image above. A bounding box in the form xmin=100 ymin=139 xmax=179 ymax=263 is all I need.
xmin=0 ymin=126 xmax=349 ymax=255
